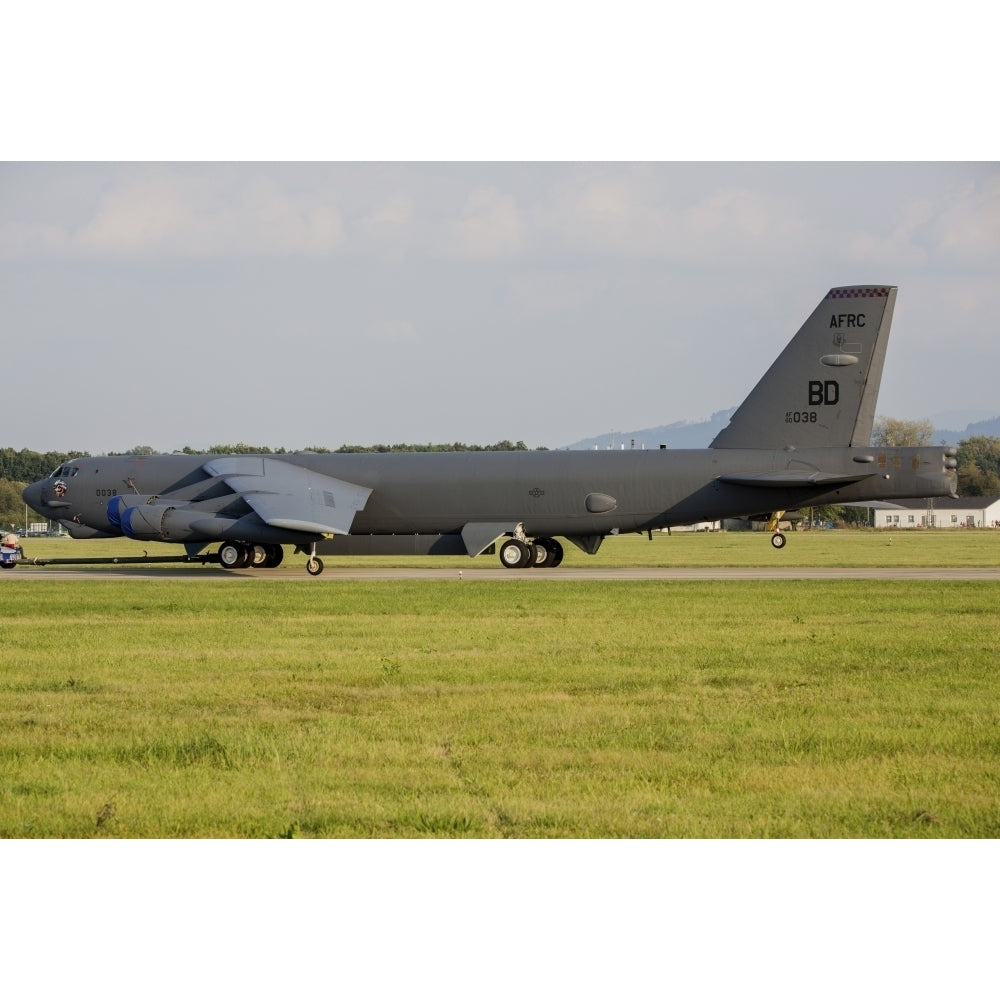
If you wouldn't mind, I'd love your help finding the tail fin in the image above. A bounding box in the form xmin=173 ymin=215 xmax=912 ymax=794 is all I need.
xmin=710 ymin=285 xmax=896 ymax=449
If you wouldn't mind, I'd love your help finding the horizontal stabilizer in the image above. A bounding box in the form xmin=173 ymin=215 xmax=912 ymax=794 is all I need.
xmin=719 ymin=471 xmax=873 ymax=488
xmin=841 ymin=500 xmax=907 ymax=510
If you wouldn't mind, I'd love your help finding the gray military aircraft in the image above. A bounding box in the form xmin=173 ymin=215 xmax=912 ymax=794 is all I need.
xmin=22 ymin=285 xmax=958 ymax=575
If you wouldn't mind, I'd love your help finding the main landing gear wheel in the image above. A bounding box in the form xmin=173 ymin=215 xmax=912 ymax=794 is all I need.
xmin=771 ymin=532 xmax=787 ymax=550
xmin=219 ymin=541 xmax=251 ymax=569
xmin=499 ymin=536 xmax=564 ymax=569
xmin=499 ymin=538 xmax=531 ymax=569
xmin=533 ymin=537 xmax=564 ymax=568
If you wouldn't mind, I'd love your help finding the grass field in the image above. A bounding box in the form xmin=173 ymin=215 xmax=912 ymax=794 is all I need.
xmin=3 ymin=532 xmax=1000 ymax=837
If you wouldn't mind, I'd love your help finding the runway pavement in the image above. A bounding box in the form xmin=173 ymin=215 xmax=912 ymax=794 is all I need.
xmin=5 ymin=565 xmax=1000 ymax=581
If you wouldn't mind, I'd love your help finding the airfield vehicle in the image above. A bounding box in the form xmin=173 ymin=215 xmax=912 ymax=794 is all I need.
xmin=1 ymin=533 xmax=24 ymax=569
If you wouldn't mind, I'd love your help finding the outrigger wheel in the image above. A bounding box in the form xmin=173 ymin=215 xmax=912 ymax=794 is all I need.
xmin=768 ymin=509 xmax=787 ymax=550
xmin=306 ymin=542 xmax=324 ymax=576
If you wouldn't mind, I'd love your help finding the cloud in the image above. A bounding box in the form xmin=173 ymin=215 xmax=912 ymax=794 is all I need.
xmin=932 ymin=171 xmax=1000 ymax=263
xmin=444 ymin=186 xmax=524 ymax=258
xmin=531 ymin=167 xmax=807 ymax=264
xmin=1 ymin=166 xmax=347 ymax=260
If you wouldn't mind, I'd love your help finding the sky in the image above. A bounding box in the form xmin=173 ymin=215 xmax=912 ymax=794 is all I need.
xmin=2 ymin=5 xmax=998 ymax=457
xmin=3 ymin=161 xmax=997 ymax=455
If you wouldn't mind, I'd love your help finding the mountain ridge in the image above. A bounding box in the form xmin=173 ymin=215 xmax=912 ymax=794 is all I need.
xmin=563 ymin=411 xmax=1000 ymax=450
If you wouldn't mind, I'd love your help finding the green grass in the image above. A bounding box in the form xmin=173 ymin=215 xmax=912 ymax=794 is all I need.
xmin=2 ymin=578 xmax=998 ymax=837
xmin=15 ymin=526 xmax=1000 ymax=568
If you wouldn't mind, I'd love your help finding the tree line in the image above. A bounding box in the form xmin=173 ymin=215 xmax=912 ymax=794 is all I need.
xmin=4 ymin=430 xmax=1000 ymax=530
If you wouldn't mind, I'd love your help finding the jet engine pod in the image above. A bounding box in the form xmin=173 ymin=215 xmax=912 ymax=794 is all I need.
xmin=585 ymin=492 xmax=618 ymax=514
xmin=107 ymin=494 xmax=161 ymax=534
xmin=121 ymin=503 xmax=174 ymax=540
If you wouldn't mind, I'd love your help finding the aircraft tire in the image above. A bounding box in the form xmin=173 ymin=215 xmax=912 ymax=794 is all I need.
xmin=771 ymin=532 xmax=787 ymax=550
xmin=306 ymin=556 xmax=324 ymax=576
xmin=499 ymin=538 xmax=530 ymax=569
xmin=264 ymin=544 xmax=284 ymax=568
xmin=219 ymin=541 xmax=247 ymax=569
xmin=535 ymin=537 xmax=563 ymax=567
xmin=250 ymin=545 xmax=269 ymax=568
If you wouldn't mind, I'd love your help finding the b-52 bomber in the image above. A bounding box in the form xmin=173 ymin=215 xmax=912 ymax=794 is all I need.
xmin=22 ymin=285 xmax=958 ymax=575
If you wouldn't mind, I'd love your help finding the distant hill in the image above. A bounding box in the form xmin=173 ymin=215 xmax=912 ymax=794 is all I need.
xmin=565 ymin=409 xmax=736 ymax=450
xmin=564 ymin=409 xmax=1000 ymax=450
xmin=935 ymin=416 xmax=1000 ymax=445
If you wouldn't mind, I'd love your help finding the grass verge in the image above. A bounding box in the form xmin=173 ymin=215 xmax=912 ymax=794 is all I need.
xmin=3 ymin=578 xmax=998 ymax=837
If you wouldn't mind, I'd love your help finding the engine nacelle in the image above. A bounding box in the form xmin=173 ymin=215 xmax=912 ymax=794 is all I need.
xmin=107 ymin=496 xmax=320 ymax=544
xmin=108 ymin=496 xmax=217 ymax=542
xmin=107 ymin=495 xmax=157 ymax=535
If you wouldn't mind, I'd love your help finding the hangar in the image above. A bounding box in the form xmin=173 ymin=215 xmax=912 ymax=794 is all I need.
xmin=872 ymin=496 xmax=1000 ymax=529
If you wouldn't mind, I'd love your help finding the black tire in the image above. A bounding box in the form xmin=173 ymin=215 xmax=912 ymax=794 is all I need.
xmin=250 ymin=545 xmax=269 ymax=568
xmin=264 ymin=544 xmax=284 ymax=568
xmin=306 ymin=556 xmax=324 ymax=576
xmin=499 ymin=538 xmax=529 ymax=569
xmin=771 ymin=532 xmax=787 ymax=550
xmin=219 ymin=542 xmax=245 ymax=569
xmin=534 ymin=537 xmax=564 ymax=568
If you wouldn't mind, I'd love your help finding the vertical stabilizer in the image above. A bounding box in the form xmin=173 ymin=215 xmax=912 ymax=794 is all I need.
xmin=710 ymin=286 xmax=896 ymax=449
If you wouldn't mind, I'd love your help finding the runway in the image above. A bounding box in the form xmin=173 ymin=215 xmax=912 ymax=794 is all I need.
xmin=5 ymin=565 xmax=1000 ymax=581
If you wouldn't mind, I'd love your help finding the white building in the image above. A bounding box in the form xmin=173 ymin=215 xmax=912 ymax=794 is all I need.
xmin=871 ymin=496 xmax=1000 ymax=529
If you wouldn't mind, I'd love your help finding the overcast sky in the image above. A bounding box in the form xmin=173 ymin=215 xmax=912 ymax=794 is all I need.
xmin=3 ymin=161 xmax=997 ymax=454
xmin=3 ymin=6 xmax=997 ymax=455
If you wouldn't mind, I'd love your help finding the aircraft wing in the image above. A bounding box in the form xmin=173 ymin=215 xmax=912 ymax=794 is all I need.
xmin=719 ymin=471 xmax=874 ymax=488
xmin=204 ymin=457 xmax=372 ymax=535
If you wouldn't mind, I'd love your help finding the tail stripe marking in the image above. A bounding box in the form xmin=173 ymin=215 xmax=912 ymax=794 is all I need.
xmin=826 ymin=287 xmax=891 ymax=299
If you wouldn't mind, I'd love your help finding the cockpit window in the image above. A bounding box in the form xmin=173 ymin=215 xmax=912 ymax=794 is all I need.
xmin=52 ymin=465 xmax=80 ymax=477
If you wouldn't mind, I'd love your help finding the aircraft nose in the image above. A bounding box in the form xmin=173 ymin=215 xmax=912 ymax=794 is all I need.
xmin=22 ymin=480 xmax=46 ymax=513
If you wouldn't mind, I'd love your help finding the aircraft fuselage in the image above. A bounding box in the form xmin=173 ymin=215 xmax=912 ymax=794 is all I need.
xmin=24 ymin=445 xmax=956 ymax=546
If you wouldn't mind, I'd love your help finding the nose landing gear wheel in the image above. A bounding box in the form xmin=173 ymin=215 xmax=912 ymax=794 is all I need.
xmin=306 ymin=557 xmax=324 ymax=576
